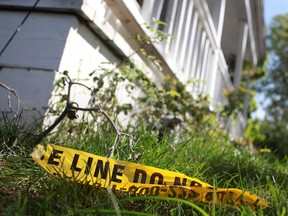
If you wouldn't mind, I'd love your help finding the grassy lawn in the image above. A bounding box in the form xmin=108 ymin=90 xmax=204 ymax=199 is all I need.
xmin=0 ymin=118 xmax=287 ymax=215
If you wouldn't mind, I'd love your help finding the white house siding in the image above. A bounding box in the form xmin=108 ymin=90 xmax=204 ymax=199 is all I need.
xmin=0 ymin=0 xmax=265 ymax=137
xmin=56 ymin=18 xmax=120 ymax=109
xmin=0 ymin=68 xmax=55 ymax=121
xmin=0 ymin=11 xmax=70 ymax=70
xmin=0 ymin=2 xmax=154 ymax=122
xmin=0 ymin=10 xmax=117 ymax=119
xmin=0 ymin=11 xmax=72 ymax=121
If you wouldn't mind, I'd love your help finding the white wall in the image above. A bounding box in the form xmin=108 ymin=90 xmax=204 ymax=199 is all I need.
xmin=0 ymin=11 xmax=72 ymax=121
xmin=0 ymin=11 xmax=72 ymax=70
xmin=0 ymin=7 xmax=147 ymax=125
xmin=0 ymin=10 xmax=122 ymax=122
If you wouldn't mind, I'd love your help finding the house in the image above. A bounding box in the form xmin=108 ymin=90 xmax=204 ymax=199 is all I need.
xmin=0 ymin=0 xmax=265 ymax=137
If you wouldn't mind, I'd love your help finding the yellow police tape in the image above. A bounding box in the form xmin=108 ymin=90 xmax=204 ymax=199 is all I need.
xmin=31 ymin=144 xmax=269 ymax=210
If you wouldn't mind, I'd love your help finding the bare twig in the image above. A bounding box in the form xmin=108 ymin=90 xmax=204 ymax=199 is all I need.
xmin=0 ymin=82 xmax=20 ymax=115
xmin=36 ymin=71 xmax=130 ymax=158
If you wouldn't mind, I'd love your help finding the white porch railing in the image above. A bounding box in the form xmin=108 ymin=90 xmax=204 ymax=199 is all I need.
xmin=127 ymin=0 xmax=230 ymax=98
xmin=122 ymin=0 xmax=246 ymax=135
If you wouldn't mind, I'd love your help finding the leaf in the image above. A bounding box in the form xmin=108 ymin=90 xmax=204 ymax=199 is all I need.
xmin=169 ymin=89 xmax=180 ymax=98
xmin=135 ymin=34 xmax=142 ymax=41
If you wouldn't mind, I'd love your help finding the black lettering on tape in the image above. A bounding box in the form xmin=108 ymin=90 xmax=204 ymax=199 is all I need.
xmin=173 ymin=177 xmax=187 ymax=186
xmin=205 ymin=192 xmax=213 ymax=202
xmin=94 ymin=160 xmax=109 ymax=179
xmin=216 ymin=191 xmax=226 ymax=203
xmin=208 ymin=191 xmax=235 ymax=205
xmin=111 ymin=164 xmax=125 ymax=183
xmin=238 ymin=195 xmax=245 ymax=205
xmin=160 ymin=188 xmax=167 ymax=192
xmin=168 ymin=186 xmax=177 ymax=197
xmin=149 ymin=186 xmax=160 ymax=196
xmin=187 ymin=189 xmax=200 ymax=199
xmin=111 ymin=184 xmax=117 ymax=191
xmin=84 ymin=157 xmax=93 ymax=174
xmin=129 ymin=185 xmax=139 ymax=193
xmin=150 ymin=172 xmax=164 ymax=185
xmin=47 ymin=149 xmax=63 ymax=165
xmin=133 ymin=169 xmax=147 ymax=183
xmin=139 ymin=187 xmax=149 ymax=195
xmin=227 ymin=191 xmax=236 ymax=205
xmin=120 ymin=187 xmax=128 ymax=191
xmin=70 ymin=154 xmax=82 ymax=172
xmin=178 ymin=188 xmax=187 ymax=198
xmin=190 ymin=180 xmax=202 ymax=187
xmin=253 ymin=198 xmax=260 ymax=207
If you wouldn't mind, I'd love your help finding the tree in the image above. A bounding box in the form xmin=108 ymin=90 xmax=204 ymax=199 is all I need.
xmin=255 ymin=14 xmax=288 ymax=157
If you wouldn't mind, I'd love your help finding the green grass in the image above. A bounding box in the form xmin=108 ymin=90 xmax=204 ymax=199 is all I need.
xmin=0 ymin=117 xmax=287 ymax=215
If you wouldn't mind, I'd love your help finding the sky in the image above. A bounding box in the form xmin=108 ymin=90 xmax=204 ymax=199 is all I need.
xmin=264 ymin=0 xmax=288 ymax=25
xmin=252 ymin=0 xmax=288 ymax=119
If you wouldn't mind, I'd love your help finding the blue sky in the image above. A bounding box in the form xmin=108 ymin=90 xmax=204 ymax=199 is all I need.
xmin=252 ymin=0 xmax=288 ymax=119
xmin=264 ymin=0 xmax=288 ymax=25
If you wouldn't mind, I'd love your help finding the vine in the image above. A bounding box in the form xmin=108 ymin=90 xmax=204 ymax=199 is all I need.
xmin=45 ymin=23 xmax=217 ymax=144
